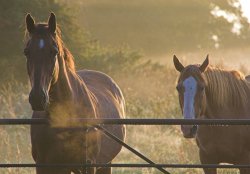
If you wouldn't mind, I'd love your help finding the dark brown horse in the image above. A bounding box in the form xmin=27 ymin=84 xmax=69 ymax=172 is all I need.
xmin=173 ymin=55 xmax=250 ymax=174
xmin=24 ymin=13 xmax=125 ymax=174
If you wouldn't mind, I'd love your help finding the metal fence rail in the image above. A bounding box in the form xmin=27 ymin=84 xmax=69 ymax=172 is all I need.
xmin=2 ymin=118 xmax=250 ymax=125
xmin=0 ymin=163 xmax=250 ymax=169
xmin=1 ymin=118 xmax=250 ymax=173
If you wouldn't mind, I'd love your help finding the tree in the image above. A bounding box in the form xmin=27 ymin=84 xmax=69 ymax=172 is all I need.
xmin=0 ymin=0 xmax=89 ymax=83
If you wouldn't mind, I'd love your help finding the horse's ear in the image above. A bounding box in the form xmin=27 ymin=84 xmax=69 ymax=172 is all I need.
xmin=26 ymin=13 xmax=35 ymax=33
xmin=48 ymin=12 xmax=56 ymax=34
xmin=199 ymin=54 xmax=209 ymax=72
xmin=173 ymin=55 xmax=184 ymax=72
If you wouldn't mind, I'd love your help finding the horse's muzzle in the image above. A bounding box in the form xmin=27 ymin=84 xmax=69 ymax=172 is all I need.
xmin=29 ymin=88 xmax=48 ymax=111
xmin=181 ymin=125 xmax=198 ymax=138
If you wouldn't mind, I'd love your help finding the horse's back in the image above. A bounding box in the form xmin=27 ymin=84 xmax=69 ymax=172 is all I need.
xmin=78 ymin=69 xmax=125 ymax=118
xmin=77 ymin=69 xmax=126 ymax=163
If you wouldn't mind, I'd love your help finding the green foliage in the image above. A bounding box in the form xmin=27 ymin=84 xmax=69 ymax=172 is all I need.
xmin=0 ymin=0 xmax=89 ymax=83
xmin=75 ymin=44 xmax=142 ymax=73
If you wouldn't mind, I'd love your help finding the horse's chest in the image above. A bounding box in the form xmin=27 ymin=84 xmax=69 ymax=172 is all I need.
xmin=32 ymin=126 xmax=100 ymax=163
xmin=196 ymin=126 xmax=246 ymax=157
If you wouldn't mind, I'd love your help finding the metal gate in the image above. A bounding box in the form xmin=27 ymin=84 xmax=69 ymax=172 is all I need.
xmin=1 ymin=118 xmax=250 ymax=174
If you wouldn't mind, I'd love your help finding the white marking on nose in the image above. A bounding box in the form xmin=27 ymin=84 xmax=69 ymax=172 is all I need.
xmin=183 ymin=76 xmax=197 ymax=119
xmin=39 ymin=39 xmax=45 ymax=49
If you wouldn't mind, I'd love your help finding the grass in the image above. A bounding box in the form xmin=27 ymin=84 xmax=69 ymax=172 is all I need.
xmin=0 ymin=82 xmax=33 ymax=174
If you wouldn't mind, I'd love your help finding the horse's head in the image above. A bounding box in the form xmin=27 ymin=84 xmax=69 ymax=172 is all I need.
xmin=173 ymin=55 xmax=209 ymax=138
xmin=24 ymin=13 xmax=59 ymax=111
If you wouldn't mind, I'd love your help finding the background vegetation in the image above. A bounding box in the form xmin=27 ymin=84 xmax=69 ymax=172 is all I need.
xmin=0 ymin=0 xmax=250 ymax=173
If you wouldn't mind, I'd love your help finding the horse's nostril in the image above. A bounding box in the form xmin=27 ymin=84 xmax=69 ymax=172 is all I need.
xmin=181 ymin=125 xmax=197 ymax=138
xmin=29 ymin=89 xmax=35 ymax=104
xmin=41 ymin=90 xmax=47 ymax=102
xmin=29 ymin=88 xmax=48 ymax=111
xmin=191 ymin=125 xmax=198 ymax=135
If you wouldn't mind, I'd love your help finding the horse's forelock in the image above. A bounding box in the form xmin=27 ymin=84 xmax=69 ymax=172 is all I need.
xmin=179 ymin=65 xmax=205 ymax=83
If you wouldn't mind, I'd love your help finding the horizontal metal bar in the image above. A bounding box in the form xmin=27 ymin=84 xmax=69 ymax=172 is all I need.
xmin=0 ymin=163 xmax=250 ymax=169
xmin=0 ymin=119 xmax=48 ymax=125
xmin=2 ymin=118 xmax=250 ymax=125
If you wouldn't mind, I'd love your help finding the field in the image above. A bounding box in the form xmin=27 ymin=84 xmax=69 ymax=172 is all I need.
xmin=1 ymin=48 xmax=250 ymax=173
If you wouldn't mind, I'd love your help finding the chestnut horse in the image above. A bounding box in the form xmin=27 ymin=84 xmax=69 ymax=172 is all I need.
xmin=173 ymin=55 xmax=250 ymax=174
xmin=24 ymin=13 xmax=125 ymax=174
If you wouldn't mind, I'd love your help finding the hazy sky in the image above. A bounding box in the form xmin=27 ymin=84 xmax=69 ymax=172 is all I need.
xmin=240 ymin=0 xmax=250 ymax=22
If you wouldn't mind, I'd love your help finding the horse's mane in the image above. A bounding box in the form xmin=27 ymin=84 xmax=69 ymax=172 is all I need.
xmin=53 ymin=26 xmax=75 ymax=72
xmin=204 ymin=66 xmax=250 ymax=109
xmin=24 ymin=24 xmax=75 ymax=72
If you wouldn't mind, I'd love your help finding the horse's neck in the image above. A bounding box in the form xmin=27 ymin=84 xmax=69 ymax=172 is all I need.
xmin=204 ymin=84 xmax=250 ymax=119
xmin=49 ymin=56 xmax=95 ymax=118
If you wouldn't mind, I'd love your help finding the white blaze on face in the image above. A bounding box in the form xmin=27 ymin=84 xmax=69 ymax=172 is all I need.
xmin=39 ymin=39 xmax=45 ymax=49
xmin=183 ymin=76 xmax=197 ymax=119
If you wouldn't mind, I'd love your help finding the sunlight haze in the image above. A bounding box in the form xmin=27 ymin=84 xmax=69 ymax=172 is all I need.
xmin=240 ymin=0 xmax=250 ymax=22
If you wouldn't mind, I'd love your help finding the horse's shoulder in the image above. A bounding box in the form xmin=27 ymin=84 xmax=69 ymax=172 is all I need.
xmin=77 ymin=70 xmax=122 ymax=96
xmin=77 ymin=70 xmax=125 ymax=117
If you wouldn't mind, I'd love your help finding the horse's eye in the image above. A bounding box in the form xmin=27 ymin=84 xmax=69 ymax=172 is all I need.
xmin=198 ymin=85 xmax=205 ymax=92
xmin=51 ymin=47 xmax=58 ymax=56
xmin=176 ymin=84 xmax=183 ymax=92
xmin=24 ymin=48 xmax=29 ymax=56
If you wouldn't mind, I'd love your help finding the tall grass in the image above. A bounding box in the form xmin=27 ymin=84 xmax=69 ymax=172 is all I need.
xmin=0 ymin=81 xmax=33 ymax=174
